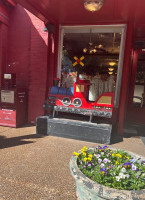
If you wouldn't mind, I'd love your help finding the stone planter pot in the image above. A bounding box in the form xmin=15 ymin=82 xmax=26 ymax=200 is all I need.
xmin=69 ymin=147 xmax=145 ymax=200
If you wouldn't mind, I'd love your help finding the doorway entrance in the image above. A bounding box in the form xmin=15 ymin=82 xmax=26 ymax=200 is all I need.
xmin=58 ymin=25 xmax=126 ymax=111
xmin=127 ymin=49 xmax=145 ymax=125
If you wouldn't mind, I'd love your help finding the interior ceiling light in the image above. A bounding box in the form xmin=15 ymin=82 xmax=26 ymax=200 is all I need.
xmin=83 ymin=0 xmax=105 ymax=12
xmin=108 ymin=68 xmax=114 ymax=72
xmin=98 ymin=44 xmax=103 ymax=48
xmin=83 ymin=30 xmax=107 ymax=54
xmin=108 ymin=72 xmax=113 ymax=75
xmin=109 ymin=62 xmax=116 ymax=66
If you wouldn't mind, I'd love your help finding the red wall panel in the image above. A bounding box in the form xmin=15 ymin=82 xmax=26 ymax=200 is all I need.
xmin=8 ymin=5 xmax=48 ymax=124
xmin=0 ymin=24 xmax=8 ymax=87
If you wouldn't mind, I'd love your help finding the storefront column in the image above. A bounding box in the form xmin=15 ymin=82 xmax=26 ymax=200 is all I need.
xmin=117 ymin=23 xmax=133 ymax=135
xmin=45 ymin=33 xmax=53 ymax=98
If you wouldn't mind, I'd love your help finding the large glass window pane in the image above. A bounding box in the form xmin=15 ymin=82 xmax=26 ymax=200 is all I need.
xmin=133 ymin=54 xmax=145 ymax=107
xmin=61 ymin=28 xmax=122 ymax=105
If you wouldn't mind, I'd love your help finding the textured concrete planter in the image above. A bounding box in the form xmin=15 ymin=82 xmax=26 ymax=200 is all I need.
xmin=69 ymin=147 xmax=145 ymax=200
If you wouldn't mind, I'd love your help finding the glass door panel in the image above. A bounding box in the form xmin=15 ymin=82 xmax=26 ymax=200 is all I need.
xmin=133 ymin=54 xmax=145 ymax=108
xmin=127 ymin=50 xmax=145 ymax=124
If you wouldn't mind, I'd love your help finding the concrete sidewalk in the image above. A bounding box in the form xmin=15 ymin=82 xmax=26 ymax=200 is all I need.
xmin=0 ymin=126 xmax=145 ymax=200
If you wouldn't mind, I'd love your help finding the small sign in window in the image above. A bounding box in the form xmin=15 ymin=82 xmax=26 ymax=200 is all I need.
xmin=76 ymin=84 xmax=85 ymax=92
xmin=97 ymin=96 xmax=112 ymax=105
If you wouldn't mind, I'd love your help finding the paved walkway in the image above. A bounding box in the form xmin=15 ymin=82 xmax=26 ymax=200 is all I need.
xmin=0 ymin=126 xmax=145 ymax=200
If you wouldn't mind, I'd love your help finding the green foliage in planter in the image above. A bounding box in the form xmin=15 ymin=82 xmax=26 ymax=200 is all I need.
xmin=73 ymin=146 xmax=145 ymax=191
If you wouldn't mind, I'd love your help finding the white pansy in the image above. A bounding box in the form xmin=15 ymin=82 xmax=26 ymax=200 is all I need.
xmin=119 ymin=173 xmax=124 ymax=178
xmin=100 ymin=163 xmax=105 ymax=168
xmin=122 ymin=175 xmax=126 ymax=179
xmin=131 ymin=165 xmax=137 ymax=171
xmin=121 ymin=168 xmax=126 ymax=173
xmin=103 ymin=158 xmax=108 ymax=163
xmin=116 ymin=176 xmax=120 ymax=182
xmin=98 ymin=159 xmax=102 ymax=163
xmin=125 ymin=174 xmax=130 ymax=178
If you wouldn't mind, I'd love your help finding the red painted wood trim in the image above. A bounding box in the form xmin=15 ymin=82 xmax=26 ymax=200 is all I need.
xmin=53 ymin=24 xmax=59 ymax=78
xmin=45 ymin=33 xmax=54 ymax=98
xmin=7 ymin=0 xmax=16 ymax=6
xmin=117 ymin=23 xmax=133 ymax=135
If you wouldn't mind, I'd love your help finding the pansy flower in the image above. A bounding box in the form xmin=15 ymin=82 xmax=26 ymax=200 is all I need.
xmin=121 ymin=167 xmax=126 ymax=173
xmin=116 ymin=161 xmax=119 ymax=165
xmin=73 ymin=152 xmax=79 ymax=157
xmin=107 ymin=164 xmax=111 ymax=169
xmin=100 ymin=163 xmax=105 ymax=168
xmin=132 ymin=165 xmax=137 ymax=171
xmin=88 ymin=163 xmax=92 ymax=167
xmin=103 ymin=146 xmax=108 ymax=150
xmin=94 ymin=154 xmax=100 ymax=158
xmin=116 ymin=176 xmax=120 ymax=182
xmin=84 ymin=157 xmax=88 ymax=162
xmin=98 ymin=146 xmax=102 ymax=151
xmin=103 ymin=158 xmax=108 ymax=164
xmin=100 ymin=168 xmax=107 ymax=175
xmin=129 ymin=159 xmax=137 ymax=163
xmin=123 ymin=162 xmax=131 ymax=168
xmin=98 ymin=158 xmax=102 ymax=163
xmin=82 ymin=152 xmax=87 ymax=157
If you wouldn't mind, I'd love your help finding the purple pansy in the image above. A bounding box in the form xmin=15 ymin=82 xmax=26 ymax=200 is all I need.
xmin=100 ymin=168 xmax=107 ymax=175
xmin=103 ymin=146 xmax=108 ymax=150
xmin=123 ymin=162 xmax=131 ymax=168
xmin=98 ymin=146 xmax=102 ymax=151
xmin=83 ymin=165 xmax=86 ymax=169
xmin=107 ymin=164 xmax=111 ymax=169
xmin=88 ymin=162 xmax=92 ymax=167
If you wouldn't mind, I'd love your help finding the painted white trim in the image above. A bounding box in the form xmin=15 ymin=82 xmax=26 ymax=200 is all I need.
xmin=57 ymin=25 xmax=64 ymax=78
xmin=114 ymin=25 xmax=127 ymax=108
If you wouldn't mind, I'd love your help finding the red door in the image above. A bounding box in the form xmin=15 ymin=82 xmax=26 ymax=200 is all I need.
xmin=127 ymin=49 xmax=145 ymax=124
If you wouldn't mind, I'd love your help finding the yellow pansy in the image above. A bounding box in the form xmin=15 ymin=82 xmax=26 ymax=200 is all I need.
xmin=82 ymin=152 xmax=86 ymax=157
xmin=88 ymin=157 xmax=92 ymax=161
xmin=116 ymin=154 xmax=122 ymax=158
xmin=73 ymin=152 xmax=79 ymax=157
xmin=81 ymin=146 xmax=87 ymax=153
xmin=116 ymin=161 xmax=119 ymax=165
xmin=112 ymin=154 xmax=115 ymax=157
xmin=84 ymin=157 xmax=88 ymax=162
xmin=88 ymin=154 xmax=93 ymax=158
xmin=126 ymin=157 xmax=129 ymax=161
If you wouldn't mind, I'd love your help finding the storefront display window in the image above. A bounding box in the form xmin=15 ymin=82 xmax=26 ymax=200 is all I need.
xmin=58 ymin=25 xmax=126 ymax=107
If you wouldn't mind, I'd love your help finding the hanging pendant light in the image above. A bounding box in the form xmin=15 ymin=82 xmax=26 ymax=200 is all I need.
xmin=83 ymin=0 xmax=105 ymax=12
xmin=83 ymin=29 xmax=97 ymax=54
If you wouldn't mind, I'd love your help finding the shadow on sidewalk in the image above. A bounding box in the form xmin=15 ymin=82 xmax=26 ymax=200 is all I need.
xmin=0 ymin=134 xmax=45 ymax=149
